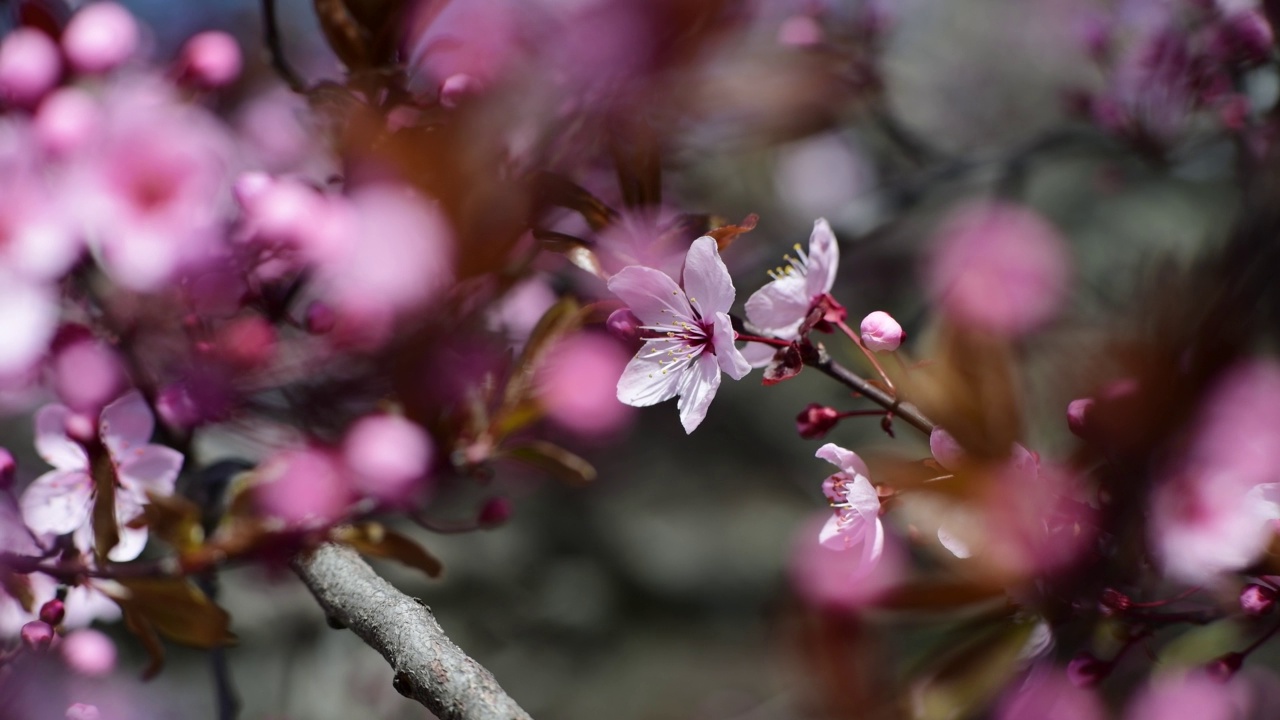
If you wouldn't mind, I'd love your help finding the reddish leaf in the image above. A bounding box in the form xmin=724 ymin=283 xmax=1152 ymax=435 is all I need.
xmin=334 ymin=523 xmax=443 ymax=579
xmin=763 ymin=344 xmax=804 ymax=385
xmin=107 ymin=578 xmax=236 ymax=652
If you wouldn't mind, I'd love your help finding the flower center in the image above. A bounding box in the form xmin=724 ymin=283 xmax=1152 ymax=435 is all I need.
xmin=766 ymin=243 xmax=810 ymax=281
xmin=638 ymin=305 xmax=714 ymax=378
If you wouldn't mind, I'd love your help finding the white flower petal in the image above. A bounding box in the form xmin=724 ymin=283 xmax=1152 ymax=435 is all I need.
xmin=675 ymin=353 xmax=721 ymax=434
xmin=607 ymin=265 xmax=694 ymax=326
xmin=815 ymin=443 xmax=870 ymax=479
xmin=711 ymin=312 xmax=751 ymax=380
xmin=117 ymin=445 xmax=183 ymax=496
xmin=681 ymin=236 xmax=736 ymax=317
xmin=744 ymin=274 xmax=808 ymax=336
xmin=20 ymin=469 xmax=93 ymax=536
xmin=34 ymin=404 xmax=88 ymax=470
xmin=99 ymin=390 xmax=155 ymax=459
xmin=938 ymin=525 xmax=973 ymax=559
xmin=616 ymin=353 xmax=683 ymax=407
xmin=805 ymin=218 xmax=839 ymax=299
xmin=740 ymin=341 xmax=777 ymax=368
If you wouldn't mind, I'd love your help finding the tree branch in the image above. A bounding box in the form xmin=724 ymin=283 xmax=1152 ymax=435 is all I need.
xmin=292 ymin=543 xmax=532 ymax=720
xmin=261 ymin=0 xmax=306 ymax=93
xmin=808 ymin=345 xmax=936 ymax=436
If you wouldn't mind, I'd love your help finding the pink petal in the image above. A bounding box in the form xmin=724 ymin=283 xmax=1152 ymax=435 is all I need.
xmin=675 ymin=352 xmax=722 ymax=434
xmin=929 ymin=427 xmax=966 ymax=471
xmin=680 ymin=236 xmax=736 ymax=317
xmin=0 ymin=272 xmax=58 ymax=375
xmin=98 ymin=391 xmax=154 ymax=459
xmin=116 ymin=445 xmax=183 ymax=496
xmin=739 ymin=341 xmax=777 ymax=368
xmin=815 ymin=443 xmax=871 ymax=478
xmin=743 ymin=274 xmax=808 ymax=336
xmin=616 ymin=353 xmax=683 ymax=407
xmin=710 ymin=312 xmax=751 ymax=380
xmin=842 ymin=472 xmax=881 ymax=522
xmin=34 ymin=405 xmax=88 ymax=470
xmin=818 ymin=511 xmax=861 ymax=550
xmin=20 ymin=470 xmax=92 ymax=536
xmin=607 ymin=265 xmax=693 ymax=326
xmin=804 ymin=218 xmax=839 ymax=299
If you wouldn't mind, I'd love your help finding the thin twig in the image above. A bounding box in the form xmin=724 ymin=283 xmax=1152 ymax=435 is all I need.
xmin=808 ymin=345 xmax=935 ymax=436
xmin=261 ymin=0 xmax=306 ymax=93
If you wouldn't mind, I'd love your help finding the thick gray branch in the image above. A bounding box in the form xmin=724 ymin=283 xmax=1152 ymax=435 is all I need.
xmin=292 ymin=543 xmax=532 ymax=720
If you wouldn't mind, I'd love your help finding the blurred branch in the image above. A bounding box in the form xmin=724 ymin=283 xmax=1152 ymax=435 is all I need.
xmin=261 ymin=0 xmax=306 ymax=93
xmin=292 ymin=543 xmax=533 ymax=720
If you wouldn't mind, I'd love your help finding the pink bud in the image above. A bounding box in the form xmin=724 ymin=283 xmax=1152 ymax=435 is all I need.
xmin=796 ymin=403 xmax=841 ymax=440
xmin=62 ymin=2 xmax=139 ymax=74
xmin=0 ymin=28 xmax=62 ymax=107
xmin=305 ymin=301 xmax=337 ymax=335
xmin=61 ymin=628 xmax=117 ymax=677
xmin=39 ymin=599 xmax=66 ymax=626
xmin=1067 ymin=398 xmax=1094 ymax=438
xmin=21 ymin=620 xmax=55 ymax=651
xmin=1214 ymin=11 xmax=1274 ymax=67
xmin=1099 ymin=587 xmax=1131 ymax=614
xmin=439 ymin=73 xmax=477 ymax=108
xmin=34 ymin=87 xmax=99 ymax=156
xmin=175 ymin=31 xmax=242 ymax=90
xmin=232 ymin=171 xmax=273 ymax=211
xmin=66 ymin=704 xmax=101 ymax=720
xmin=63 ymin=412 xmax=96 ymax=444
xmin=606 ymin=308 xmax=642 ymax=344
xmin=342 ymin=414 xmax=433 ymax=503
xmin=477 ymin=496 xmax=512 ymax=527
xmin=1241 ymin=583 xmax=1276 ymax=615
xmin=51 ymin=340 xmax=127 ymax=414
xmin=1205 ymin=652 xmax=1243 ymax=681
xmin=1066 ymin=652 xmax=1111 ymax=688
xmin=859 ymin=311 xmax=903 ymax=352
xmin=0 ymin=448 xmax=14 ymax=490
xmin=257 ymin=447 xmax=350 ymax=526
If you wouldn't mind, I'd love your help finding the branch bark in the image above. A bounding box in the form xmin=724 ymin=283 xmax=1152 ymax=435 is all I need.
xmin=292 ymin=543 xmax=533 ymax=720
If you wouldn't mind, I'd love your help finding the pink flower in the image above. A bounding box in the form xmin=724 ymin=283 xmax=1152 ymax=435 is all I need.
xmin=174 ymin=31 xmax=242 ymax=90
xmin=0 ymin=28 xmax=62 ymax=108
xmin=19 ymin=391 xmax=183 ymax=562
xmin=342 ymin=414 xmax=433 ymax=504
xmin=742 ymin=218 xmax=840 ymax=366
xmin=1126 ymin=671 xmax=1246 ymax=720
xmin=537 ymin=332 xmax=634 ymax=438
xmin=608 ymin=236 xmax=751 ymax=433
xmin=815 ymin=443 xmax=884 ymax=569
xmin=997 ymin=665 xmax=1106 ymax=720
xmin=61 ymin=628 xmax=116 ymax=677
xmin=0 ymin=271 xmax=59 ymax=376
xmin=859 ymin=310 xmax=903 ymax=352
xmin=256 ymin=447 xmax=349 ymax=526
xmin=61 ymin=2 xmax=139 ymax=75
xmin=791 ymin=513 xmax=902 ymax=610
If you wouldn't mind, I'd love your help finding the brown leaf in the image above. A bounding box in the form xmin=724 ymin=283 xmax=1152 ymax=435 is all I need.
xmin=89 ymin=448 xmax=119 ymax=562
xmin=121 ymin=606 xmax=165 ymax=680
xmin=532 ymin=229 xmax=607 ymax=280
xmin=107 ymin=578 xmax=237 ymax=651
xmin=874 ymin=579 xmax=1008 ymax=612
xmin=707 ymin=213 xmax=759 ymax=251
xmin=334 ymin=523 xmax=443 ymax=578
xmin=504 ymin=440 xmax=597 ymax=485
xmin=131 ymin=492 xmax=204 ymax=553
xmin=763 ymin=344 xmax=804 ymax=385
xmin=532 ymin=172 xmax=619 ymax=232
xmin=495 ymin=298 xmax=584 ymax=436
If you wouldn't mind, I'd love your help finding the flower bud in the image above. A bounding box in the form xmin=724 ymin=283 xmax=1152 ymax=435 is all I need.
xmin=0 ymin=28 xmax=62 ymax=108
xmin=34 ymin=87 xmax=99 ymax=156
xmin=1067 ymin=398 xmax=1094 ymax=438
xmin=175 ymin=31 xmax=242 ymax=90
xmin=439 ymin=74 xmax=478 ymax=108
xmin=477 ymin=497 xmax=512 ymax=527
xmin=1099 ymin=587 xmax=1131 ymax=615
xmin=21 ymin=620 xmax=55 ymax=651
xmin=860 ymin=311 xmax=903 ymax=352
xmin=1066 ymin=651 xmax=1112 ymax=688
xmin=606 ymin=308 xmax=642 ymax=344
xmin=797 ymin=403 xmax=841 ymax=439
xmin=1241 ymin=583 xmax=1276 ymax=616
xmin=305 ymin=301 xmax=337 ymax=335
xmin=1213 ymin=11 xmax=1274 ymax=67
xmin=0 ymin=448 xmax=14 ymax=490
xmin=62 ymin=2 xmax=139 ymax=75
xmin=1205 ymin=652 xmax=1243 ymax=681
xmin=39 ymin=599 xmax=65 ymax=626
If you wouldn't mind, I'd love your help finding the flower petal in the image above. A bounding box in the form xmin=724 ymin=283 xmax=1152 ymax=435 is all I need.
xmin=739 ymin=341 xmax=777 ymax=368
xmin=34 ymin=404 xmax=88 ymax=470
xmin=815 ymin=443 xmax=870 ymax=478
xmin=681 ymin=236 xmax=736 ymax=317
xmin=744 ymin=274 xmax=808 ymax=336
xmin=617 ymin=352 xmax=683 ymax=407
xmin=117 ymin=445 xmax=183 ymax=496
xmin=805 ymin=218 xmax=839 ymax=298
xmin=108 ymin=491 xmax=147 ymax=562
xmin=711 ymin=312 xmax=751 ymax=380
xmin=675 ymin=352 xmax=722 ymax=434
xmin=20 ymin=469 xmax=93 ymax=536
xmin=99 ymin=390 xmax=155 ymax=459
xmin=842 ymin=472 xmax=881 ymax=522
xmin=607 ymin=265 xmax=693 ymax=326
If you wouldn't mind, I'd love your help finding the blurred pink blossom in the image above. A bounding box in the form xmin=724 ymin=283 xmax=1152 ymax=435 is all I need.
xmin=49 ymin=339 xmax=126 ymax=415
xmin=485 ymin=276 xmax=558 ymax=348
xmin=925 ymin=201 xmax=1071 ymax=335
xmin=997 ymin=665 xmax=1106 ymax=720
xmin=61 ymin=2 xmax=139 ymax=75
xmin=609 ymin=236 xmax=751 ymax=433
xmin=406 ymin=0 xmax=519 ymax=90
xmin=742 ymin=218 xmax=840 ymax=366
xmin=791 ymin=512 xmax=902 ymax=610
xmin=65 ymin=704 xmax=101 ymax=720
xmin=342 ymin=414 xmax=433 ymax=504
xmin=34 ymin=87 xmax=100 ymax=157
xmin=19 ymin=391 xmax=182 ymax=562
xmin=174 ymin=31 xmax=242 ymax=90
xmin=1126 ymin=671 xmax=1246 ymax=720
xmin=537 ymin=332 xmax=634 ymax=438
xmin=815 ymin=443 xmax=884 ymax=572
xmin=60 ymin=629 xmax=116 ymax=677
xmin=0 ymin=271 xmax=59 ymax=376
xmin=256 ymin=446 xmax=349 ymax=526
xmin=0 ymin=28 xmax=62 ymax=107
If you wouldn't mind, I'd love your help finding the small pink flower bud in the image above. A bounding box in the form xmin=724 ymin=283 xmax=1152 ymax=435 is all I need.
xmin=1067 ymin=398 xmax=1094 ymax=438
xmin=859 ymin=311 xmax=903 ymax=352
xmin=39 ymin=599 xmax=65 ymax=626
xmin=216 ymin=316 xmax=277 ymax=371
xmin=1205 ymin=652 xmax=1243 ymax=681
xmin=1241 ymin=583 xmax=1276 ymax=615
xmin=1099 ymin=587 xmax=1131 ymax=614
xmin=1066 ymin=651 xmax=1112 ymax=688
xmin=606 ymin=308 xmax=643 ymax=344
xmin=61 ymin=629 xmax=117 ymax=677
xmin=66 ymin=704 xmax=100 ymax=720
xmin=342 ymin=414 xmax=433 ymax=503
xmin=175 ymin=31 xmax=242 ymax=90
xmin=796 ymin=403 xmax=841 ymax=440
xmin=477 ymin=497 xmax=512 ymax=527
xmin=52 ymin=340 xmax=127 ymax=414
xmin=63 ymin=412 xmax=96 ymax=444
xmin=439 ymin=73 xmax=477 ymax=108
xmin=21 ymin=620 xmax=55 ymax=651
xmin=62 ymin=2 xmax=139 ymax=75
xmin=0 ymin=448 xmax=14 ymax=490
xmin=0 ymin=28 xmax=62 ymax=107
xmin=305 ymin=301 xmax=337 ymax=335
xmin=34 ymin=87 xmax=99 ymax=156
xmin=1214 ymin=11 xmax=1274 ymax=67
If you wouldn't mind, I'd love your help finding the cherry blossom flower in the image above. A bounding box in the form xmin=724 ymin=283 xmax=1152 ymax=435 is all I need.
xmin=19 ymin=391 xmax=183 ymax=562
xmin=816 ymin=443 xmax=884 ymax=571
xmin=608 ymin=235 xmax=751 ymax=434
xmin=742 ymin=218 xmax=840 ymax=366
